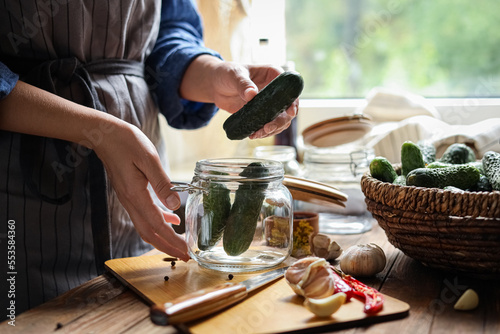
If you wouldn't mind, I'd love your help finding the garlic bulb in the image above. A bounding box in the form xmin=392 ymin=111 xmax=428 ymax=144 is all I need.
xmin=340 ymin=243 xmax=386 ymax=277
xmin=285 ymin=257 xmax=336 ymax=299
xmin=312 ymin=234 xmax=343 ymax=260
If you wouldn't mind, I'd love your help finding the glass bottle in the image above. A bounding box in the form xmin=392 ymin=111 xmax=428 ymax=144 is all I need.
xmin=185 ymin=158 xmax=293 ymax=272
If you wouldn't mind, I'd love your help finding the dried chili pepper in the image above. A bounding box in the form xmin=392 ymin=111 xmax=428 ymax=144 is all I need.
xmin=332 ymin=266 xmax=384 ymax=314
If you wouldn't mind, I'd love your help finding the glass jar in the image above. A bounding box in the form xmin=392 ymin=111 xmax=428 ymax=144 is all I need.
xmin=301 ymin=145 xmax=375 ymax=234
xmin=253 ymin=145 xmax=302 ymax=176
xmin=185 ymin=158 xmax=293 ymax=272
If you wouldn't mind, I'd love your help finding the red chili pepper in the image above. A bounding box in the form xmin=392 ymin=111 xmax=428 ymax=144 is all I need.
xmin=331 ymin=267 xmax=384 ymax=314
xmin=332 ymin=271 xmax=354 ymax=302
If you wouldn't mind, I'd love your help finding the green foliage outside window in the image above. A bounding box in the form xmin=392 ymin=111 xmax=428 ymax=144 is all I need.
xmin=286 ymin=0 xmax=500 ymax=98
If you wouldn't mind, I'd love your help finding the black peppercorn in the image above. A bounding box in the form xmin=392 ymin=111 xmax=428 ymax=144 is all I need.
xmin=56 ymin=322 xmax=63 ymax=330
xmin=171 ymin=261 xmax=176 ymax=267
xmin=164 ymin=275 xmax=169 ymax=281
xmin=228 ymin=274 xmax=234 ymax=280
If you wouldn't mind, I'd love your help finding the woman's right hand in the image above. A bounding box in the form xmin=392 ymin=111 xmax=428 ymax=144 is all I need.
xmin=1 ymin=80 xmax=190 ymax=261
xmin=94 ymin=122 xmax=191 ymax=261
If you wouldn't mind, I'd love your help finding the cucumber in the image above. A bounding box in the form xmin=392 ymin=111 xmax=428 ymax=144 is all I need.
xmin=223 ymin=71 xmax=304 ymax=140
xmin=223 ymin=162 xmax=268 ymax=256
xmin=417 ymin=141 xmax=436 ymax=165
xmin=467 ymin=161 xmax=484 ymax=175
xmin=439 ymin=143 xmax=476 ymax=164
xmin=369 ymin=156 xmax=397 ymax=183
xmin=482 ymin=151 xmax=500 ymax=191
xmin=393 ymin=175 xmax=406 ymax=186
xmin=406 ymin=165 xmax=480 ymax=190
xmin=401 ymin=141 xmax=425 ymax=176
xmin=469 ymin=175 xmax=493 ymax=192
xmin=426 ymin=161 xmax=453 ymax=169
xmin=198 ymin=182 xmax=231 ymax=251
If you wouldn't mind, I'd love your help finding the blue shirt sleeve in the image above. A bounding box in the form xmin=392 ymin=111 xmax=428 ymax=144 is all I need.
xmin=0 ymin=62 xmax=19 ymax=100
xmin=146 ymin=0 xmax=222 ymax=130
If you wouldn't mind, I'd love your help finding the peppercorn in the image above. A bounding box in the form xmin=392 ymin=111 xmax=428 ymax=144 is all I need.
xmin=164 ymin=276 xmax=169 ymax=281
xmin=228 ymin=274 xmax=234 ymax=280
xmin=171 ymin=261 xmax=176 ymax=267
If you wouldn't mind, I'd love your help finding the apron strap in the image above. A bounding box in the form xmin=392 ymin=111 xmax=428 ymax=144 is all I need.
xmin=4 ymin=56 xmax=145 ymax=274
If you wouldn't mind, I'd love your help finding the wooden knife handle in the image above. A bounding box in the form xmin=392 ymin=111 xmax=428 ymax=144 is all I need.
xmin=150 ymin=282 xmax=248 ymax=326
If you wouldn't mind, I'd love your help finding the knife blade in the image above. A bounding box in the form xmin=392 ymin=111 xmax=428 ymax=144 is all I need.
xmin=150 ymin=266 xmax=288 ymax=326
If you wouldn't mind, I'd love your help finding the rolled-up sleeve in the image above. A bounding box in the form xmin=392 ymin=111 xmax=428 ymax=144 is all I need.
xmin=0 ymin=62 xmax=19 ymax=100
xmin=146 ymin=0 xmax=222 ymax=130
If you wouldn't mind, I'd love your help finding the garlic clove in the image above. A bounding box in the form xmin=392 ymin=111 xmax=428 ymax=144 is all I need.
xmin=454 ymin=289 xmax=479 ymax=311
xmin=304 ymin=292 xmax=347 ymax=317
xmin=312 ymin=234 xmax=331 ymax=258
xmin=327 ymin=240 xmax=343 ymax=260
xmin=312 ymin=234 xmax=343 ymax=260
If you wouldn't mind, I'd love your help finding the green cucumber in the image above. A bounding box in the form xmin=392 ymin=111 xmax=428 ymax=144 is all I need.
xmin=406 ymin=165 xmax=480 ymax=190
xmin=393 ymin=175 xmax=406 ymax=186
xmin=439 ymin=143 xmax=476 ymax=164
xmin=482 ymin=151 xmax=500 ymax=191
xmin=469 ymin=175 xmax=493 ymax=192
xmin=426 ymin=161 xmax=453 ymax=169
xmin=223 ymin=162 xmax=268 ymax=256
xmin=417 ymin=141 xmax=436 ymax=165
xmin=369 ymin=156 xmax=397 ymax=183
xmin=198 ymin=182 xmax=231 ymax=251
xmin=401 ymin=141 xmax=425 ymax=176
xmin=223 ymin=71 xmax=304 ymax=140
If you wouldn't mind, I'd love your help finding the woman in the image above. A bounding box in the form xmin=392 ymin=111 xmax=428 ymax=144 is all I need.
xmin=0 ymin=0 xmax=298 ymax=315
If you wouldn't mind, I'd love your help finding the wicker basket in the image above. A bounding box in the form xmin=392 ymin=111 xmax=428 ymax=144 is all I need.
xmin=361 ymin=169 xmax=500 ymax=280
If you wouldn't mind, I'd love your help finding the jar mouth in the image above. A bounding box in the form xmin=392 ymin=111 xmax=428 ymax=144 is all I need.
xmin=195 ymin=158 xmax=284 ymax=182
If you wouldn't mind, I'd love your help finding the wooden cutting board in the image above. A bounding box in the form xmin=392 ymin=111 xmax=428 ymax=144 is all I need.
xmin=105 ymin=254 xmax=409 ymax=333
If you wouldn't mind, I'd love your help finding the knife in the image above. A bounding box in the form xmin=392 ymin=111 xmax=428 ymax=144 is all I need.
xmin=150 ymin=266 xmax=288 ymax=326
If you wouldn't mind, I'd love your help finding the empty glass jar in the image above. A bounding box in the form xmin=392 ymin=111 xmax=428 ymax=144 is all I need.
xmin=301 ymin=145 xmax=375 ymax=234
xmin=184 ymin=158 xmax=293 ymax=272
xmin=253 ymin=145 xmax=302 ymax=176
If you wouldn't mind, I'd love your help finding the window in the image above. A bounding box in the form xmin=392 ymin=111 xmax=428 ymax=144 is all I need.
xmin=285 ymin=0 xmax=500 ymax=99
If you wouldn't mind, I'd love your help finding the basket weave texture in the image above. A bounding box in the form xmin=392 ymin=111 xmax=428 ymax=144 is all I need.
xmin=361 ymin=171 xmax=500 ymax=280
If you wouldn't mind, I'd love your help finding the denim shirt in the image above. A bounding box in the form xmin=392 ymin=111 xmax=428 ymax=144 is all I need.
xmin=0 ymin=0 xmax=221 ymax=130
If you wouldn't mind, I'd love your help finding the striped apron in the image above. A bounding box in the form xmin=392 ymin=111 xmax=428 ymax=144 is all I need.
xmin=0 ymin=0 xmax=167 ymax=314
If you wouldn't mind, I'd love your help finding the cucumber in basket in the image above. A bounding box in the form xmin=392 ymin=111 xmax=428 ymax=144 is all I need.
xmin=406 ymin=164 xmax=480 ymax=190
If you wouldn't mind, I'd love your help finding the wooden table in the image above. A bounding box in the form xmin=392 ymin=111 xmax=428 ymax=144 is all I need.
xmin=2 ymin=220 xmax=499 ymax=334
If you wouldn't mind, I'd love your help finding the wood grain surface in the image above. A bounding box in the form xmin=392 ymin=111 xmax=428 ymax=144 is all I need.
xmin=2 ymin=221 xmax=498 ymax=334
xmin=105 ymin=253 xmax=409 ymax=333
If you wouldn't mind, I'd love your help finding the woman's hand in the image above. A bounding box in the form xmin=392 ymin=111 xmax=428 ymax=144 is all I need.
xmin=94 ymin=122 xmax=190 ymax=261
xmin=180 ymin=55 xmax=299 ymax=139
xmin=0 ymin=81 xmax=190 ymax=261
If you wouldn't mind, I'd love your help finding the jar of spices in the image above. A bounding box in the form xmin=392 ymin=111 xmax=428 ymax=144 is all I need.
xmin=301 ymin=145 xmax=375 ymax=234
xmin=184 ymin=158 xmax=293 ymax=272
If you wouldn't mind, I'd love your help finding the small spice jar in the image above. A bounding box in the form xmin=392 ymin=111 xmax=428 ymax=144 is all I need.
xmin=184 ymin=158 xmax=293 ymax=272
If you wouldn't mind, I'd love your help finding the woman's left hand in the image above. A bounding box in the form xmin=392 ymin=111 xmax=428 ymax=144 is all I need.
xmin=180 ymin=56 xmax=299 ymax=139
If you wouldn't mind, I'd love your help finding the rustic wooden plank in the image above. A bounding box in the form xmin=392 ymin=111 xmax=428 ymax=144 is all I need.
xmin=123 ymin=317 xmax=184 ymax=334
xmin=58 ymin=291 xmax=149 ymax=333
xmin=0 ymin=273 xmax=125 ymax=333
xmin=428 ymin=273 xmax=499 ymax=334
